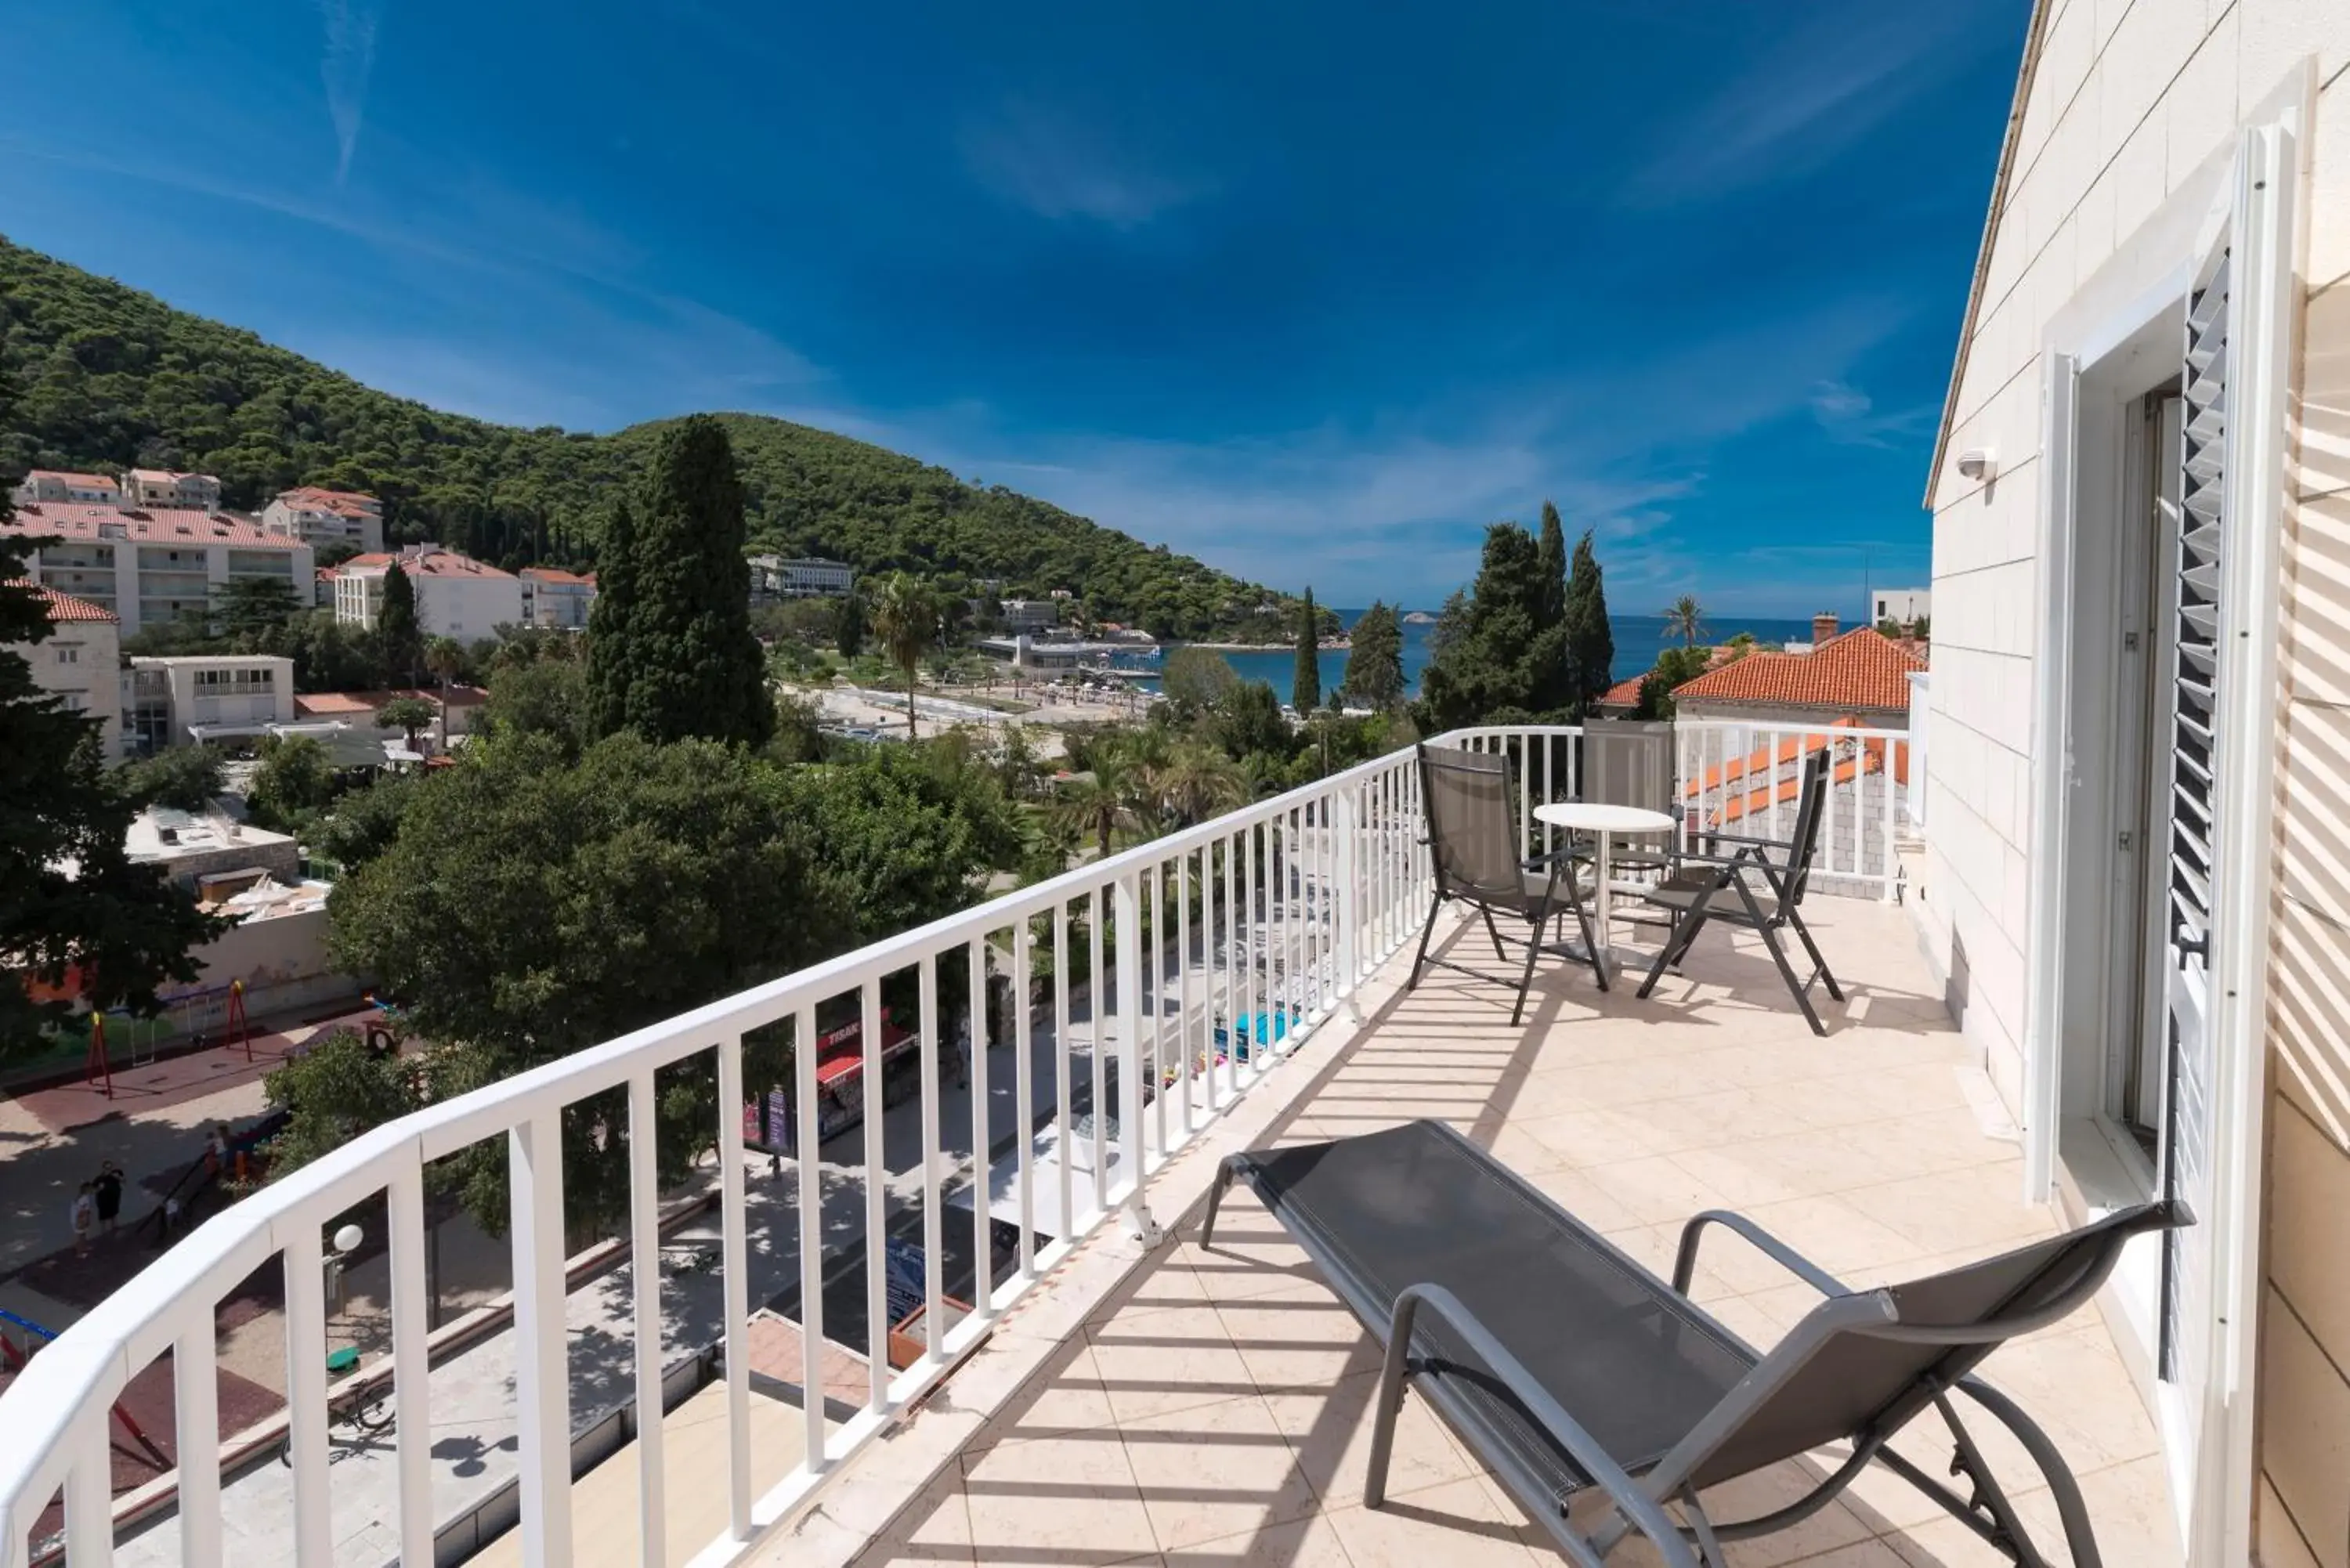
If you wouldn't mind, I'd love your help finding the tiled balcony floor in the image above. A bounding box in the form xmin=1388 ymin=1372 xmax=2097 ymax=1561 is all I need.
xmin=841 ymin=898 xmax=2182 ymax=1568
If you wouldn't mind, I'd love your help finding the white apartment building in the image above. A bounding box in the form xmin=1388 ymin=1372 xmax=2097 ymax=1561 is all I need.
xmin=749 ymin=554 xmax=855 ymax=598
xmin=1871 ymin=587 xmax=1930 ymax=627
xmin=262 ymin=486 xmax=385 ymax=554
xmin=121 ymin=468 xmax=222 ymax=512
xmin=333 ymin=545 xmax=523 ymax=641
xmin=10 ymin=470 xmax=121 ymax=507
xmin=120 ymin=654 xmax=296 ymax=754
xmin=519 ymin=565 xmax=596 ymax=628
xmin=11 ymin=587 xmax=124 ymax=760
xmin=1 ymin=503 xmax=313 ymax=638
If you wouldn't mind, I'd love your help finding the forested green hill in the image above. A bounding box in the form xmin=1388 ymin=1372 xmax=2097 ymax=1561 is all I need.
xmin=0 ymin=239 xmax=1283 ymax=637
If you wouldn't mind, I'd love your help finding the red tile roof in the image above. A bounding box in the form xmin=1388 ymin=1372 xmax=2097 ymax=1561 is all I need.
xmin=344 ymin=548 xmax=513 ymax=580
xmin=1669 ymin=628 xmax=1925 ymax=712
xmin=20 ymin=583 xmax=120 ymax=623
xmin=294 ymin=685 xmax=488 ymax=718
xmin=2 ymin=503 xmax=300 ymax=548
xmin=1598 ymin=674 xmax=1647 ymax=709
xmin=24 ymin=470 xmax=118 ymax=490
xmin=520 ymin=566 xmax=591 ymax=585
xmin=277 ymin=486 xmax=381 ymax=515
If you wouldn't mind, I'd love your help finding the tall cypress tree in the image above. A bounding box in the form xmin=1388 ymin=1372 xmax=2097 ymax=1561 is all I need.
xmin=590 ymin=417 xmax=773 ymax=747
xmin=1292 ymin=587 xmax=1321 ymax=714
xmin=1535 ymin=500 xmax=1567 ymax=626
xmin=375 ymin=561 xmax=424 ymax=685
xmin=1561 ymin=529 xmax=1614 ymax=719
xmin=584 ymin=497 xmax=639 ymax=739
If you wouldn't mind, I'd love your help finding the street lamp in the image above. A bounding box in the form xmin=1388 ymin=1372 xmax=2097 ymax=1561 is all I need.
xmin=326 ymin=1223 xmax=363 ymax=1315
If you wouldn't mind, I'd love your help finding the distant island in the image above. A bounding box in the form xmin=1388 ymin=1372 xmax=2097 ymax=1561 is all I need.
xmin=1401 ymin=609 xmax=1439 ymax=625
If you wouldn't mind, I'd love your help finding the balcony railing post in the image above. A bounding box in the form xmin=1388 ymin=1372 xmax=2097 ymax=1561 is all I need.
xmin=1332 ymin=784 xmax=1361 ymax=1013
xmin=717 ymin=1032 xmax=752 ymax=1542
xmin=508 ymin=1109 xmax=574 ymax=1568
xmin=1113 ymin=868 xmax=1161 ymax=1244
xmin=389 ymin=1158 xmax=436 ymax=1568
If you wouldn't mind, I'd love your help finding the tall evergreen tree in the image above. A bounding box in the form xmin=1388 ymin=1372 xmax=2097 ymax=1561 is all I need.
xmin=1414 ymin=524 xmax=1547 ymax=732
xmin=588 ymin=417 xmax=773 ymax=747
xmin=836 ymin=583 xmax=866 ymax=657
xmin=1535 ymin=500 xmax=1568 ymax=625
xmin=1340 ymin=602 xmax=1406 ymax=710
xmin=584 ymin=497 xmax=639 ymax=739
xmin=1292 ymin=587 xmax=1321 ymax=713
xmin=1561 ymin=529 xmax=1615 ymax=718
xmin=375 ymin=561 xmax=424 ymax=685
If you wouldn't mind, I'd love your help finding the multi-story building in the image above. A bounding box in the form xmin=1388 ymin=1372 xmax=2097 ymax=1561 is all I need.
xmin=748 ymin=554 xmax=855 ymax=599
xmin=1000 ymin=598 xmax=1058 ymax=633
xmin=10 ymin=470 xmax=121 ymax=508
xmin=1870 ymin=587 xmax=1930 ymax=628
xmin=8 ymin=586 xmax=124 ymax=760
xmin=519 ymin=566 xmax=597 ymax=628
xmin=121 ymin=468 xmax=222 ymax=512
xmin=119 ymin=654 xmax=297 ymax=754
xmin=1 ymin=503 xmax=313 ymax=639
xmin=333 ymin=545 xmax=523 ymax=642
xmin=262 ymin=486 xmax=385 ymax=554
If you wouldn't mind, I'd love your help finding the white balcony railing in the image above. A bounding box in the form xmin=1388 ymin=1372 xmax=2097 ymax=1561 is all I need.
xmin=0 ymin=718 xmax=1918 ymax=1568
xmin=0 ymin=734 xmax=1448 ymax=1568
xmin=1673 ymin=718 xmax=1911 ymax=901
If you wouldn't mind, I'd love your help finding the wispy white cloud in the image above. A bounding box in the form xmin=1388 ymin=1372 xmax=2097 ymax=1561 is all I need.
xmin=1627 ymin=3 xmax=1997 ymax=206
xmin=960 ymin=99 xmax=1209 ymax=229
xmin=317 ymin=0 xmax=382 ymax=183
xmin=1808 ymin=378 xmax=1936 ymax=448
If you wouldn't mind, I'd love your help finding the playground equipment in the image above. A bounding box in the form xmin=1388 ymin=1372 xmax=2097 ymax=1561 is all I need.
xmin=0 ymin=1308 xmax=171 ymax=1470
xmin=77 ymin=981 xmax=254 ymax=1098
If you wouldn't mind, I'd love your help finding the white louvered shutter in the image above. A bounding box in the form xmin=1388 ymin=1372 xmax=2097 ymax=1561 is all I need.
xmin=2157 ymin=226 xmax=2224 ymax=1392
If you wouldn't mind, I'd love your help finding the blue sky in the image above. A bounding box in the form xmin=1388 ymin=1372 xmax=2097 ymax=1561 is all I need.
xmin=0 ymin=0 xmax=2025 ymax=612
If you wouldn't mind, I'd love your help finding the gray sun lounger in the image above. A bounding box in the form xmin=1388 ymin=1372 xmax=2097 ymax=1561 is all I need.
xmin=1202 ymin=1119 xmax=2180 ymax=1568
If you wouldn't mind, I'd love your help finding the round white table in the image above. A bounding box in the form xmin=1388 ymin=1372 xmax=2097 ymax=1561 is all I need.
xmin=1532 ymin=801 xmax=1678 ymax=979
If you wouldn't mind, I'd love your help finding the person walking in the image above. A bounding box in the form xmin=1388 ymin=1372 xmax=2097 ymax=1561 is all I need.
xmin=71 ymin=1184 xmax=96 ymax=1257
xmin=92 ymin=1161 xmax=125 ymax=1236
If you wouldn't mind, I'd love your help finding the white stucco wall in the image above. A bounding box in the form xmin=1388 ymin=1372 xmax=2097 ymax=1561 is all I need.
xmin=1922 ymin=0 xmax=2349 ymax=1115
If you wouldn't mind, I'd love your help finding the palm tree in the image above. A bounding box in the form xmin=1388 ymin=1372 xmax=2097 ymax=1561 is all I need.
xmin=1662 ymin=594 xmax=1708 ymax=649
xmin=1052 ymin=746 xmax=1141 ymax=859
xmin=870 ymin=573 xmax=942 ymax=738
xmin=425 ymin=635 xmax=466 ymax=690
xmin=1148 ymin=742 xmax=1246 ymax=829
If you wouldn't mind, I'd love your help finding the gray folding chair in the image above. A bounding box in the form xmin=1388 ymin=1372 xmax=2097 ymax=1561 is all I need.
xmin=1408 ymin=742 xmax=1603 ymax=1021
xmin=1636 ymin=746 xmax=1844 ymax=1034
xmin=1575 ymin=718 xmax=1676 ymax=872
xmin=1203 ymin=1118 xmax=2184 ymax=1568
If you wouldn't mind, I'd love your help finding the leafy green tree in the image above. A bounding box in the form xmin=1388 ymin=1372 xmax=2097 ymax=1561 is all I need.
xmin=1210 ymin=680 xmax=1292 ymax=765
xmin=121 ymin=743 xmax=226 ymax=811
xmin=1161 ymin=645 xmax=1238 ymax=722
xmin=263 ymin=1028 xmax=422 ymax=1172
xmin=1633 ymin=645 xmax=1712 ymax=720
xmin=0 ymin=535 xmax=223 ymax=1060
xmin=1340 ymin=602 xmax=1405 ymax=710
xmin=374 ymin=696 xmax=437 ymax=751
xmin=324 ymin=731 xmax=850 ymax=1228
xmin=1292 ymin=587 xmax=1321 ymax=713
xmin=312 ymin=772 xmax=416 ymax=871
xmin=1663 ymin=594 xmax=1708 ymax=649
xmin=218 ymin=574 xmax=304 ymax=639
xmin=484 ymin=656 xmax=591 ymax=755
xmin=1561 ymin=530 xmax=1614 ymax=719
xmin=870 ymin=573 xmax=942 ymax=739
xmin=768 ymin=692 xmax=827 ymax=764
xmin=587 ymin=418 xmax=773 ymax=748
xmin=797 ymin=742 xmax=1025 ymax=943
xmin=375 ymin=561 xmax=425 ymax=686
xmin=248 ymin=733 xmax=337 ymax=829
xmin=1725 ymin=630 xmax=1758 ymax=659
xmin=835 ymin=584 xmax=867 ymax=657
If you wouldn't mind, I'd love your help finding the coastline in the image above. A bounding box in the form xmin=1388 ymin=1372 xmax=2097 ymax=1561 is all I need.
xmin=1182 ymin=639 xmax=1353 ymax=652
